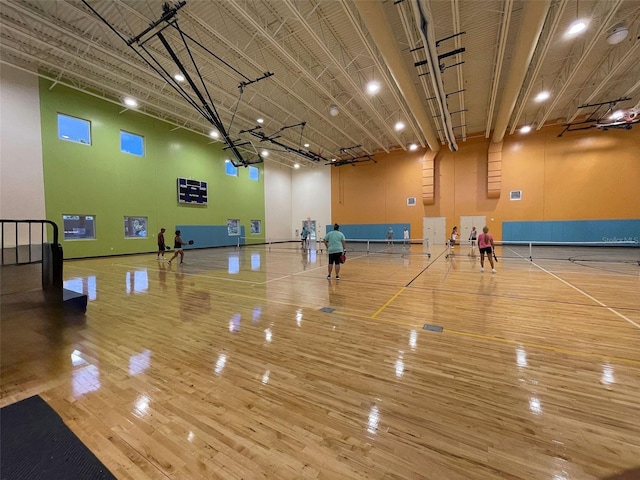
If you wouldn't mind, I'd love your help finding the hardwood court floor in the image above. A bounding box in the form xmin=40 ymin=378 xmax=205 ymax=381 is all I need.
xmin=1 ymin=243 xmax=639 ymax=479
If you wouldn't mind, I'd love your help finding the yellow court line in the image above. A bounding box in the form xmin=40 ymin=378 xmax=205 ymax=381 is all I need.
xmin=372 ymin=287 xmax=406 ymax=318
xmin=444 ymin=328 xmax=640 ymax=367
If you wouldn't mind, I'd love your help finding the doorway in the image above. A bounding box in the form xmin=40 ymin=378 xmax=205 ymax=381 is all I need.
xmin=422 ymin=217 xmax=446 ymax=245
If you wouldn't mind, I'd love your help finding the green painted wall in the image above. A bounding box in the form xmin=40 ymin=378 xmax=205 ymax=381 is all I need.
xmin=39 ymin=79 xmax=265 ymax=258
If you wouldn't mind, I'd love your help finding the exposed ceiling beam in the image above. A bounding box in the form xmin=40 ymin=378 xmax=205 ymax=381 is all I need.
xmin=485 ymin=0 xmax=512 ymax=138
xmin=354 ymin=0 xmax=440 ymax=152
xmin=491 ymin=0 xmax=551 ymax=144
xmin=534 ymin=0 xmax=624 ymax=130
xmin=509 ymin=0 xmax=568 ymax=135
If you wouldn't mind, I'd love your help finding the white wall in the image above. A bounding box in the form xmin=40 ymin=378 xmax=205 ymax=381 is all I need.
xmin=264 ymin=162 xmax=293 ymax=241
xmin=291 ymin=165 xmax=331 ymax=239
xmin=0 ymin=65 xmax=46 ymax=244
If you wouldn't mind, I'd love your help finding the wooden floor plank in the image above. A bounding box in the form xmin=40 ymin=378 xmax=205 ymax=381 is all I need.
xmin=1 ymin=244 xmax=639 ymax=479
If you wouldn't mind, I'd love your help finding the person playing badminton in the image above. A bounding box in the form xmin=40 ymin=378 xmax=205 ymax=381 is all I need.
xmin=168 ymin=230 xmax=188 ymax=265
xmin=324 ymin=223 xmax=346 ymax=280
xmin=478 ymin=226 xmax=496 ymax=273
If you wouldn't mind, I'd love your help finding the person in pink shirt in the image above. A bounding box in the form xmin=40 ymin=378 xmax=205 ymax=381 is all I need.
xmin=478 ymin=226 xmax=496 ymax=273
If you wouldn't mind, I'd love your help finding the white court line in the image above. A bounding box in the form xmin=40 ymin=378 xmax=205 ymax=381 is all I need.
xmin=507 ymin=248 xmax=640 ymax=330
xmin=262 ymin=252 xmax=369 ymax=285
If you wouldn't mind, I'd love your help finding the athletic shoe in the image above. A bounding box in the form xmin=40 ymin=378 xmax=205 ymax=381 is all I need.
xmin=480 ymin=267 xmax=484 ymax=272
xmin=492 ymin=269 xmax=497 ymax=274
xmin=327 ymin=275 xmax=331 ymax=279
xmin=336 ymin=276 xmax=340 ymax=280
xmin=168 ymin=261 xmax=171 ymax=265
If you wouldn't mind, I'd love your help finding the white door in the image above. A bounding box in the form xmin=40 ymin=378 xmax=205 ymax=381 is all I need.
xmin=459 ymin=216 xmax=486 ymax=245
xmin=423 ymin=217 xmax=447 ymax=245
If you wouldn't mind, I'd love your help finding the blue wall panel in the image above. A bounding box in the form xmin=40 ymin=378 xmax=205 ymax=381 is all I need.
xmin=324 ymin=223 xmax=411 ymax=242
xmin=176 ymin=225 xmax=245 ymax=248
xmin=503 ymin=219 xmax=640 ymax=244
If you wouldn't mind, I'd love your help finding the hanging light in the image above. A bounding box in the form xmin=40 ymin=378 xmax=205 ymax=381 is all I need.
xmin=395 ymin=121 xmax=405 ymax=131
xmin=329 ymin=105 xmax=339 ymax=116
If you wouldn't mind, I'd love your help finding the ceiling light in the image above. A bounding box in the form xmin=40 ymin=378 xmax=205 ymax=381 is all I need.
xmin=257 ymin=118 xmax=264 ymax=124
xmin=261 ymin=150 xmax=269 ymax=157
xmin=331 ymin=158 xmax=336 ymax=162
xmin=209 ymin=130 xmax=219 ymax=138
xmin=123 ymin=97 xmax=138 ymax=107
xmin=174 ymin=73 xmax=185 ymax=82
xmin=304 ymin=143 xmax=310 ymax=148
xmin=395 ymin=121 xmax=405 ymax=131
xmin=293 ymin=163 xmax=300 ymax=169
xmin=607 ymin=24 xmax=629 ymax=45
xmin=534 ymin=91 xmax=550 ymax=102
xmin=520 ymin=125 xmax=532 ymax=134
xmin=409 ymin=143 xmax=418 ymax=151
xmin=366 ymin=81 xmax=380 ymax=95
xmin=567 ymin=20 xmax=587 ymax=36
xmin=329 ymin=105 xmax=339 ymax=116
xmin=609 ymin=110 xmax=623 ymax=120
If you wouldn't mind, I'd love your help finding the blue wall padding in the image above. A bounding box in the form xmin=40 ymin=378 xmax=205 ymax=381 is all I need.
xmin=503 ymin=219 xmax=640 ymax=244
xmin=324 ymin=223 xmax=411 ymax=241
xmin=175 ymin=225 xmax=245 ymax=248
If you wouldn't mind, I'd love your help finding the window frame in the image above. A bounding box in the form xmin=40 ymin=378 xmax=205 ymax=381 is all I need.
xmin=57 ymin=113 xmax=92 ymax=145
xmin=120 ymin=130 xmax=145 ymax=157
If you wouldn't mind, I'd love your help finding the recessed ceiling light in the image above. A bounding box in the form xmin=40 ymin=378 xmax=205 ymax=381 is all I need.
xmin=534 ymin=91 xmax=550 ymax=102
xmin=520 ymin=125 xmax=532 ymax=134
xmin=304 ymin=143 xmax=310 ymax=148
xmin=395 ymin=121 xmax=405 ymax=131
xmin=174 ymin=73 xmax=185 ymax=82
xmin=293 ymin=163 xmax=300 ymax=169
xmin=209 ymin=130 xmax=219 ymax=138
xmin=257 ymin=118 xmax=264 ymax=124
xmin=124 ymin=97 xmax=138 ymax=107
xmin=567 ymin=20 xmax=587 ymax=36
xmin=261 ymin=150 xmax=269 ymax=156
xmin=409 ymin=144 xmax=418 ymax=151
xmin=366 ymin=81 xmax=381 ymax=95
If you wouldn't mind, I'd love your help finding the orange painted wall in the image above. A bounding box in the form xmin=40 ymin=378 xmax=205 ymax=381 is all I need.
xmin=331 ymin=125 xmax=640 ymax=239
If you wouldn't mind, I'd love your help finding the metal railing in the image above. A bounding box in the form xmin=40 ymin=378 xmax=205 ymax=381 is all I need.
xmin=1 ymin=219 xmax=63 ymax=293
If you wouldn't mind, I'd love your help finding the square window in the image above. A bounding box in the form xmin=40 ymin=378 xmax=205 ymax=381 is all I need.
xmin=248 ymin=166 xmax=260 ymax=181
xmin=58 ymin=114 xmax=91 ymax=145
xmin=510 ymin=190 xmax=522 ymax=201
xmin=62 ymin=214 xmax=96 ymax=240
xmin=124 ymin=216 xmax=148 ymax=238
xmin=227 ymin=219 xmax=240 ymax=236
xmin=225 ymin=160 xmax=238 ymax=176
xmin=120 ymin=131 xmax=144 ymax=156
xmin=407 ymin=197 xmax=417 ymax=206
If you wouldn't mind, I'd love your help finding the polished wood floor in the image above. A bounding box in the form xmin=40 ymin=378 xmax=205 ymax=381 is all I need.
xmin=2 ymin=243 xmax=639 ymax=479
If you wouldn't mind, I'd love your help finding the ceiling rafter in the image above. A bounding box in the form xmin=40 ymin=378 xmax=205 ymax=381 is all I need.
xmin=282 ymin=0 xmax=405 ymax=149
xmin=485 ymin=0 xmax=513 ymax=138
xmin=534 ymin=0 xmax=624 ymax=130
xmin=224 ymin=0 xmax=387 ymax=154
xmin=508 ymin=0 xmax=568 ymax=135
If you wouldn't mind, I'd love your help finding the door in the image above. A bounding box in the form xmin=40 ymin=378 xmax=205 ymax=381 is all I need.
xmin=459 ymin=216 xmax=486 ymax=245
xmin=423 ymin=217 xmax=446 ymax=245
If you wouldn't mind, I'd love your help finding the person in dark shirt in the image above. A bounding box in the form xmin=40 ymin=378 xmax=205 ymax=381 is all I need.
xmin=168 ymin=230 xmax=188 ymax=265
xmin=157 ymin=228 xmax=166 ymax=260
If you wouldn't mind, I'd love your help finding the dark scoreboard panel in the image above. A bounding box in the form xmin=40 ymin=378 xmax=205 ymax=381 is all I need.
xmin=177 ymin=178 xmax=207 ymax=205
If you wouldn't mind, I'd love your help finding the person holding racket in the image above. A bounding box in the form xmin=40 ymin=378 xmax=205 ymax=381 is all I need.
xmin=168 ymin=230 xmax=189 ymax=265
xmin=324 ymin=223 xmax=346 ymax=280
xmin=478 ymin=226 xmax=496 ymax=273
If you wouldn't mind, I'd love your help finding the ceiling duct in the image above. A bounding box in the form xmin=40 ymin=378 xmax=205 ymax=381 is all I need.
xmin=410 ymin=0 xmax=458 ymax=152
xmin=353 ymin=0 xmax=440 ymax=152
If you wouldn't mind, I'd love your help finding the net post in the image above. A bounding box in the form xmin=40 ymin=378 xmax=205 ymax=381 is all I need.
xmin=237 ymin=237 xmax=240 ymax=250
xmin=367 ymin=239 xmax=370 ymax=254
xmin=529 ymin=242 xmax=532 ymax=261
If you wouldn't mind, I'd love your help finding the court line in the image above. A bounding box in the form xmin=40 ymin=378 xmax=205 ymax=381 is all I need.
xmin=372 ymin=287 xmax=406 ymax=318
xmin=507 ymin=248 xmax=640 ymax=330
